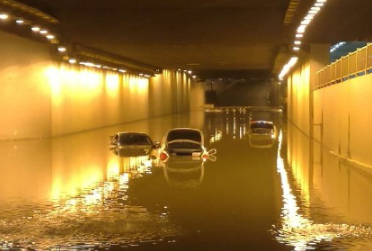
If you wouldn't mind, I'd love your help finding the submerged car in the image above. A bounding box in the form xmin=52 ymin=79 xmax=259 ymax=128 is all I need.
xmin=109 ymin=132 xmax=159 ymax=158
xmin=248 ymin=120 xmax=277 ymax=148
xmin=157 ymin=128 xmax=216 ymax=161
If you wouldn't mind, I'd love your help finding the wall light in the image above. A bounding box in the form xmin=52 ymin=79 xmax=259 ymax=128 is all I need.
xmin=15 ymin=19 xmax=24 ymax=24
xmin=31 ymin=26 xmax=40 ymax=32
xmin=46 ymin=34 xmax=55 ymax=39
xmin=0 ymin=13 xmax=9 ymax=19
xmin=279 ymin=56 xmax=298 ymax=80
xmin=58 ymin=46 xmax=67 ymax=52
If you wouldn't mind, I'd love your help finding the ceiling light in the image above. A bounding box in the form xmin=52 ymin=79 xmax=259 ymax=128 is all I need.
xmin=119 ymin=69 xmax=126 ymax=73
xmin=0 ymin=13 xmax=9 ymax=20
xmin=294 ymin=41 xmax=301 ymax=45
xmin=15 ymin=19 xmax=24 ymax=24
xmin=68 ymin=58 xmax=76 ymax=64
xmin=57 ymin=46 xmax=66 ymax=52
xmin=39 ymin=29 xmax=48 ymax=34
xmin=31 ymin=26 xmax=40 ymax=32
xmin=301 ymin=19 xmax=311 ymax=25
xmin=279 ymin=56 xmax=298 ymax=79
xmin=297 ymin=25 xmax=306 ymax=33
xmin=293 ymin=46 xmax=300 ymax=51
xmin=46 ymin=34 xmax=55 ymax=39
xmin=295 ymin=34 xmax=303 ymax=38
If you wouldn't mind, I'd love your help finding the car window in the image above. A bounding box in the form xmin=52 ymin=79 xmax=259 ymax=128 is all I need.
xmin=250 ymin=123 xmax=274 ymax=130
xmin=167 ymin=130 xmax=202 ymax=142
xmin=111 ymin=134 xmax=119 ymax=144
xmin=120 ymin=134 xmax=152 ymax=145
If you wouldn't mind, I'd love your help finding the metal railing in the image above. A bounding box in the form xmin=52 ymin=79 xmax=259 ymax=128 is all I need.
xmin=316 ymin=43 xmax=372 ymax=89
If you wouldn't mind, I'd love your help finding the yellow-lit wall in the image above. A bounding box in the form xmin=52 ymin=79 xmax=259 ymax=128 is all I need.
xmin=287 ymin=44 xmax=329 ymax=137
xmin=0 ymin=31 xmax=205 ymax=138
xmin=0 ymin=31 xmax=52 ymax=140
xmin=287 ymin=62 xmax=311 ymax=135
xmin=49 ymin=63 xmax=152 ymax=135
xmin=287 ymin=123 xmax=372 ymax=227
xmin=313 ymin=73 xmax=372 ymax=168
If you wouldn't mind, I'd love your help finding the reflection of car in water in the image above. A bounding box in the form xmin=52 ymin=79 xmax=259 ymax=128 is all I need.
xmin=248 ymin=120 xmax=277 ymax=148
xmin=109 ymin=132 xmax=159 ymax=158
xmin=162 ymin=156 xmax=205 ymax=188
xmin=157 ymin=128 xmax=216 ymax=161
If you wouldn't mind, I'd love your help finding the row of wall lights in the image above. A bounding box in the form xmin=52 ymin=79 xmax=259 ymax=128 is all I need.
xmin=0 ymin=7 xmax=158 ymax=78
xmin=0 ymin=11 xmax=58 ymax=42
xmin=57 ymin=45 xmax=156 ymax=77
xmin=177 ymin=69 xmax=198 ymax=79
xmin=279 ymin=0 xmax=328 ymax=80
xmin=292 ymin=0 xmax=328 ymax=52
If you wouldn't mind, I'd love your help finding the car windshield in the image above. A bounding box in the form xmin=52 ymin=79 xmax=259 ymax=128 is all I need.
xmin=119 ymin=134 xmax=152 ymax=145
xmin=250 ymin=123 xmax=274 ymax=130
xmin=167 ymin=130 xmax=202 ymax=142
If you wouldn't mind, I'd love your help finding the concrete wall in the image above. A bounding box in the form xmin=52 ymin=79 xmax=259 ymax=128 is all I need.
xmin=287 ymin=44 xmax=330 ymax=137
xmin=287 ymin=43 xmax=372 ymax=169
xmin=287 ymin=122 xmax=372 ymax=228
xmin=0 ymin=31 xmax=52 ymax=140
xmin=0 ymin=30 xmax=205 ymax=139
xmin=287 ymin=62 xmax=311 ymax=135
xmin=313 ymin=73 xmax=372 ymax=168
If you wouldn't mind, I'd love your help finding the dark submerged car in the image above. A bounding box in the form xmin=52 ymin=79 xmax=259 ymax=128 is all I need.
xmin=109 ymin=132 xmax=159 ymax=158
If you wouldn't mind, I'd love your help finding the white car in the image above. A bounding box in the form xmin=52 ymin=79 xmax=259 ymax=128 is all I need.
xmin=158 ymin=128 xmax=216 ymax=161
xmin=248 ymin=121 xmax=277 ymax=148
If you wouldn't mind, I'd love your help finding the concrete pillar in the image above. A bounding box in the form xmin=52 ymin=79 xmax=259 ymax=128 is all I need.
xmin=309 ymin=44 xmax=330 ymax=139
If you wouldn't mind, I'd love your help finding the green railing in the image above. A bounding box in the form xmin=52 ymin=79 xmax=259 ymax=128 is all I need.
xmin=316 ymin=43 xmax=372 ymax=89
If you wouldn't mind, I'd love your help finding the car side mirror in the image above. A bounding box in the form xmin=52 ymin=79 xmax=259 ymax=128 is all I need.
xmin=153 ymin=141 xmax=161 ymax=149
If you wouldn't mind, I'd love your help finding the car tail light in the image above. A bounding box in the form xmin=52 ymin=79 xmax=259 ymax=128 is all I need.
xmin=202 ymin=153 xmax=209 ymax=160
xmin=160 ymin=151 xmax=169 ymax=161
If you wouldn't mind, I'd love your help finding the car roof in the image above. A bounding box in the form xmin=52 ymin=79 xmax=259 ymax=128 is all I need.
xmin=249 ymin=120 xmax=274 ymax=124
xmin=117 ymin=132 xmax=150 ymax=136
xmin=166 ymin=128 xmax=202 ymax=132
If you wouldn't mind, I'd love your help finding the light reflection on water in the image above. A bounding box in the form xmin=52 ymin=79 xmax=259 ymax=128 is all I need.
xmin=0 ymin=148 xmax=181 ymax=250
xmin=274 ymin=125 xmax=372 ymax=250
xmin=1 ymin=109 xmax=372 ymax=250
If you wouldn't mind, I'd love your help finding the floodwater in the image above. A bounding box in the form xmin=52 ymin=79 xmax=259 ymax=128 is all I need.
xmin=1 ymin=108 xmax=372 ymax=251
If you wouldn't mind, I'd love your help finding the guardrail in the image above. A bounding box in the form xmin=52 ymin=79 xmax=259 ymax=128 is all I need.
xmin=316 ymin=43 xmax=372 ymax=89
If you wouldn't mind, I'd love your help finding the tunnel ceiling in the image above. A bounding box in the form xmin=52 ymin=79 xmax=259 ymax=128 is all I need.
xmin=12 ymin=0 xmax=372 ymax=79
